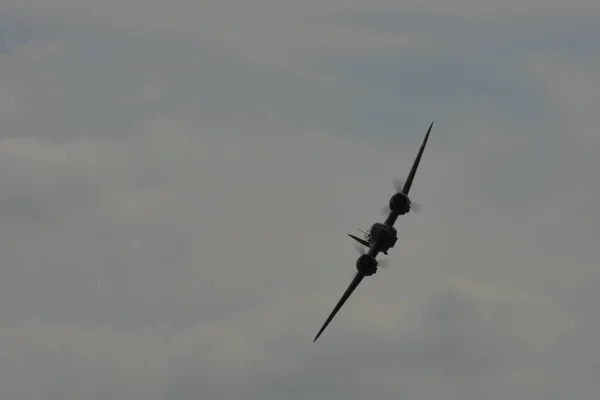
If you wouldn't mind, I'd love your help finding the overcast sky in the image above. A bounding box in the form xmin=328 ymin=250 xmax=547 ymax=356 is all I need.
xmin=0 ymin=1 xmax=599 ymax=399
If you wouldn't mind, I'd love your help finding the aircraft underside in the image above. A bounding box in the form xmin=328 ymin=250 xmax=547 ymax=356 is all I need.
xmin=369 ymin=223 xmax=398 ymax=254
xmin=313 ymin=121 xmax=434 ymax=342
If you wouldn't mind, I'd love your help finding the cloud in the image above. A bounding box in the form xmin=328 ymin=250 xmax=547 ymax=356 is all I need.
xmin=0 ymin=277 xmax=570 ymax=400
xmin=0 ymin=2 xmax=599 ymax=399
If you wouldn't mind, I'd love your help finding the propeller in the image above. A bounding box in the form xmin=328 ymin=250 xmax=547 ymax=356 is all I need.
xmin=353 ymin=241 xmax=366 ymax=255
xmin=379 ymin=201 xmax=422 ymax=217
xmin=393 ymin=178 xmax=404 ymax=193
xmin=377 ymin=178 xmax=422 ymax=216
xmin=353 ymin=242 xmax=391 ymax=269
xmin=410 ymin=202 xmax=423 ymax=213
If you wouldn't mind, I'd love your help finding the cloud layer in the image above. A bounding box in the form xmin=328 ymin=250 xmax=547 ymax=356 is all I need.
xmin=0 ymin=1 xmax=599 ymax=399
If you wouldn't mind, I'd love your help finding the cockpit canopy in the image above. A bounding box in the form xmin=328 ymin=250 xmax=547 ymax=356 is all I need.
xmin=369 ymin=222 xmax=387 ymax=237
xmin=368 ymin=222 xmax=398 ymax=250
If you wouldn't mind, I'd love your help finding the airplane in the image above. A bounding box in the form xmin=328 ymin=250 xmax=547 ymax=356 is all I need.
xmin=313 ymin=121 xmax=434 ymax=342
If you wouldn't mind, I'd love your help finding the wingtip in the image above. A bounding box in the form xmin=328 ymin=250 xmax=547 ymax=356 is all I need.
xmin=313 ymin=328 xmax=324 ymax=342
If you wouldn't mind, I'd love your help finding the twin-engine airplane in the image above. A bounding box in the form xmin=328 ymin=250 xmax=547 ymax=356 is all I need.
xmin=313 ymin=121 xmax=434 ymax=342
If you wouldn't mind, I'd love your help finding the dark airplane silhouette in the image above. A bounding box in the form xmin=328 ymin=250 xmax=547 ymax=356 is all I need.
xmin=313 ymin=121 xmax=434 ymax=342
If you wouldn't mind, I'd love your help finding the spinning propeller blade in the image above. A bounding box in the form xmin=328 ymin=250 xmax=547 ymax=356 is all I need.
xmin=378 ymin=258 xmax=391 ymax=269
xmin=354 ymin=241 xmax=366 ymax=255
xmin=410 ymin=201 xmax=423 ymax=213
xmin=394 ymin=178 xmax=404 ymax=193
xmin=352 ymin=243 xmax=390 ymax=269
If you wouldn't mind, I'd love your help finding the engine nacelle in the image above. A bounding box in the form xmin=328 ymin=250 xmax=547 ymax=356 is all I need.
xmin=356 ymin=254 xmax=378 ymax=276
xmin=389 ymin=192 xmax=411 ymax=215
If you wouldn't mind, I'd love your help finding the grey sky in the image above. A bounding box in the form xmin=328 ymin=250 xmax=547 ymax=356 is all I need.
xmin=0 ymin=1 xmax=599 ymax=399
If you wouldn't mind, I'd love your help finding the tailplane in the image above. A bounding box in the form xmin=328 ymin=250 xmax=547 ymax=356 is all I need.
xmin=348 ymin=233 xmax=370 ymax=248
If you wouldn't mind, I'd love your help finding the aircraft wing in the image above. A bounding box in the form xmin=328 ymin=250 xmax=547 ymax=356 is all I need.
xmin=401 ymin=121 xmax=433 ymax=195
xmin=313 ymin=272 xmax=365 ymax=342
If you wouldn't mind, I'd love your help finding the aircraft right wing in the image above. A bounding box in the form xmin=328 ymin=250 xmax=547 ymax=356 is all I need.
xmin=313 ymin=272 xmax=365 ymax=342
xmin=401 ymin=121 xmax=433 ymax=195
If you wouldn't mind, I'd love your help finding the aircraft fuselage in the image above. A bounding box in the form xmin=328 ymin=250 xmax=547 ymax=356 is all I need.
xmin=367 ymin=222 xmax=398 ymax=255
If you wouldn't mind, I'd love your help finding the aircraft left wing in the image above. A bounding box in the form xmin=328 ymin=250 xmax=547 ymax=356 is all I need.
xmin=313 ymin=272 xmax=365 ymax=341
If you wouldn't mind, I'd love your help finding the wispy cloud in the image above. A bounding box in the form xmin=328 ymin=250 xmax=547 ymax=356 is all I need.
xmin=0 ymin=2 xmax=599 ymax=399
